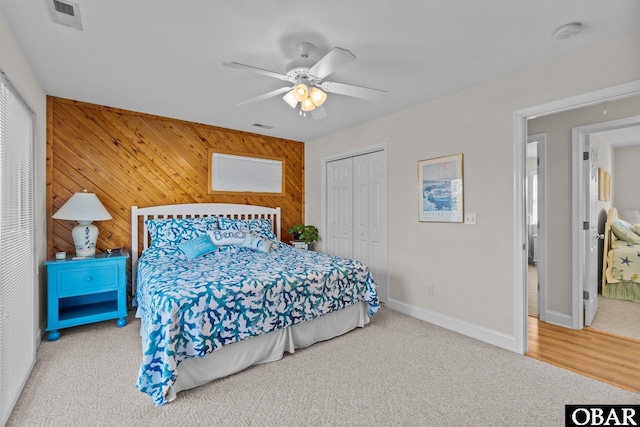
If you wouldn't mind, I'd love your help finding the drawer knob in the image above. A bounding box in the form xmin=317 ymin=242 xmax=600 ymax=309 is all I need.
xmin=86 ymin=276 xmax=93 ymax=281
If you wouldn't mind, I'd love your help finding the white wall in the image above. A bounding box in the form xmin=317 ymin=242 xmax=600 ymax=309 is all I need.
xmin=305 ymin=31 xmax=640 ymax=351
xmin=613 ymin=144 xmax=640 ymax=213
xmin=0 ymin=13 xmax=48 ymax=338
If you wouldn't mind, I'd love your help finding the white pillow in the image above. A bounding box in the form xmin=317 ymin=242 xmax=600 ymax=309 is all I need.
xmin=207 ymin=230 xmax=247 ymax=246
xmin=241 ymin=233 xmax=273 ymax=253
xmin=207 ymin=230 xmax=273 ymax=253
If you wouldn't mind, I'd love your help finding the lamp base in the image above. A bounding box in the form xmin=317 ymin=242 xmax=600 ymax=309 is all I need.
xmin=72 ymin=222 xmax=98 ymax=257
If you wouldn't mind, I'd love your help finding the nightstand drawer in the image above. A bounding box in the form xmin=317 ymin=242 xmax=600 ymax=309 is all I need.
xmin=57 ymin=265 xmax=118 ymax=295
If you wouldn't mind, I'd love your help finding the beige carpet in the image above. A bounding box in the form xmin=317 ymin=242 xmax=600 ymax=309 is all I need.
xmin=7 ymin=307 xmax=639 ymax=426
xmin=590 ymin=295 xmax=640 ymax=341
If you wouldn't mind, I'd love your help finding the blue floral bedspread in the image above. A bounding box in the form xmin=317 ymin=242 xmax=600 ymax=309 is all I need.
xmin=135 ymin=244 xmax=379 ymax=405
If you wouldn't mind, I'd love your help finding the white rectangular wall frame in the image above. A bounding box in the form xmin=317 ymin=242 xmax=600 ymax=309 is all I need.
xmin=208 ymin=150 xmax=284 ymax=196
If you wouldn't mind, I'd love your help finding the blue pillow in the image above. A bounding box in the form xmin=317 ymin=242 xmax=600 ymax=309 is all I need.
xmin=177 ymin=234 xmax=218 ymax=259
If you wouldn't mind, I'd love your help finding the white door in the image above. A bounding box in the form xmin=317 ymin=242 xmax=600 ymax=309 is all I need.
xmin=353 ymin=155 xmax=369 ymax=264
xmin=327 ymin=157 xmax=353 ymax=258
xmin=584 ymin=137 xmax=599 ymax=326
xmin=353 ymin=151 xmax=388 ymax=302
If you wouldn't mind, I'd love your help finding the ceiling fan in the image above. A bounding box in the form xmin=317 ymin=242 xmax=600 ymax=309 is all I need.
xmin=222 ymin=42 xmax=387 ymax=119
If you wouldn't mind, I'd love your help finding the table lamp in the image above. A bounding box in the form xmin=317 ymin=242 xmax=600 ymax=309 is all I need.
xmin=52 ymin=190 xmax=112 ymax=257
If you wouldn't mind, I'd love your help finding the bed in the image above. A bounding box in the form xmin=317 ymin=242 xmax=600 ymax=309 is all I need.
xmin=601 ymin=207 xmax=640 ymax=302
xmin=131 ymin=203 xmax=379 ymax=406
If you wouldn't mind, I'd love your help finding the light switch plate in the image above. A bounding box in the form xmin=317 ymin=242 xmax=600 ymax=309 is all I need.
xmin=465 ymin=213 xmax=477 ymax=224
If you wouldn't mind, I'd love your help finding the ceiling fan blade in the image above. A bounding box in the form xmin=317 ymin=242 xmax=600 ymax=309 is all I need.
xmin=222 ymin=62 xmax=289 ymax=81
xmin=237 ymin=86 xmax=292 ymax=106
xmin=308 ymin=47 xmax=355 ymax=80
xmin=310 ymin=105 xmax=327 ymax=120
xmin=320 ymin=81 xmax=388 ymax=101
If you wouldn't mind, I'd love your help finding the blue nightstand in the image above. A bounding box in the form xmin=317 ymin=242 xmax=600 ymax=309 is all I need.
xmin=44 ymin=251 xmax=129 ymax=341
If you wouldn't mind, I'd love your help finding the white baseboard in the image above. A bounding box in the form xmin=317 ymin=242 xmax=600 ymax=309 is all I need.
xmin=385 ymin=299 xmax=521 ymax=354
xmin=540 ymin=310 xmax=572 ymax=328
xmin=36 ymin=319 xmax=47 ymax=348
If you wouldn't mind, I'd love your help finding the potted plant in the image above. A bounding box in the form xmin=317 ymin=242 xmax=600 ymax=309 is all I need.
xmin=288 ymin=224 xmax=318 ymax=249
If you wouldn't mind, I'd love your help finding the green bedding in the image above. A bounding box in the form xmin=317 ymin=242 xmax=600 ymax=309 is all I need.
xmin=605 ymin=240 xmax=640 ymax=302
xmin=602 ymin=280 xmax=640 ymax=303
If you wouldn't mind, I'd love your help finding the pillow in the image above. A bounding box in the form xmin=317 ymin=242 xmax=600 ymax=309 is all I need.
xmin=240 ymin=233 xmax=273 ymax=253
xmin=611 ymin=218 xmax=640 ymax=244
xmin=177 ymin=234 xmax=218 ymax=259
xmin=146 ymin=217 xmax=218 ymax=247
xmin=207 ymin=230 xmax=274 ymax=253
xmin=218 ymin=217 xmax=277 ymax=241
xmin=633 ymin=223 xmax=640 ymax=236
xmin=208 ymin=229 xmax=247 ymax=246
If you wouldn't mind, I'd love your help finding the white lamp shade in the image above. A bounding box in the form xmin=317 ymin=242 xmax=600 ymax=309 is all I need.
xmin=282 ymin=90 xmax=298 ymax=108
xmin=52 ymin=190 xmax=112 ymax=222
xmin=292 ymin=77 xmax=312 ymax=103
xmin=300 ymin=96 xmax=316 ymax=112
xmin=293 ymin=83 xmax=308 ymax=102
xmin=52 ymin=190 xmax=111 ymax=257
xmin=309 ymin=87 xmax=327 ymax=107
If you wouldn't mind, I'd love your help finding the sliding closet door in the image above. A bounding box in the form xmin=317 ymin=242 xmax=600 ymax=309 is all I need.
xmin=327 ymin=157 xmax=353 ymax=258
xmin=353 ymin=151 xmax=388 ymax=302
xmin=327 ymin=150 xmax=388 ymax=302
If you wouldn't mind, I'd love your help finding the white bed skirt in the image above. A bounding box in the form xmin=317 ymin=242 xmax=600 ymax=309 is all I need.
xmin=166 ymin=301 xmax=370 ymax=402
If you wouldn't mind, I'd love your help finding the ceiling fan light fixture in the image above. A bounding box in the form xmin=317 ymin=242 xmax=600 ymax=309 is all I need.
xmin=283 ymin=90 xmax=298 ymax=108
xmin=224 ymin=43 xmax=387 ymax=120
xmin=301 ymin=96 xmax=316 ymax=112
xmin=293 ymin=81 xmax=309 ymax=102
xmin=309 ymin=87 xmax=327 ymax=107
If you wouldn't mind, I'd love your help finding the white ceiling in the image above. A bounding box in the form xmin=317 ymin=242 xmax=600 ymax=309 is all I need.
xmin=597 ymin=126 xmax=640 ymax=147
xmin=1 ymin=1 xmax=639 ymax=142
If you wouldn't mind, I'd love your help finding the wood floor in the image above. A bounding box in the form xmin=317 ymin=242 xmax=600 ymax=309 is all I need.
xmin=526 ymin=315 xmax=640 ymax=392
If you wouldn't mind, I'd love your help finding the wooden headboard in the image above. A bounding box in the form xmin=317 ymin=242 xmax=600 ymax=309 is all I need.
xmin=601 ymin=207 xmax=618 ymax=291
xmin=131 ymin=203 xmax=281 ymax=300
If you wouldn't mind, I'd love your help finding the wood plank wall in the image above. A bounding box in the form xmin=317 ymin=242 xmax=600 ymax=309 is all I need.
xmin=47 ymin=97 xmax=305 ymax=292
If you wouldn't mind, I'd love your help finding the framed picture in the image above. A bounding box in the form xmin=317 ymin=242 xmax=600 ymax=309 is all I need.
xmin=418 ymin=153 xmax=464 ymax=222
xmin=598 ymin=167 xmax=605 ymax=201
xmin=597 ymin=167 xmax=611 ymax=202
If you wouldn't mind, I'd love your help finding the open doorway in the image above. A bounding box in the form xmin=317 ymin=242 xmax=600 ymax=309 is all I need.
xmin=572 ymin=117 xmax=640 ymax=339
xmin=514 ymin=80 xmax=640 ymax=355
xmin=526 ymin=134 xmax=546 ymax=321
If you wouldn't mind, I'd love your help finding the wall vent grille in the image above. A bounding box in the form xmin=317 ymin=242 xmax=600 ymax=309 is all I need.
xmin=53 ymin=0 xmax=74 ymax=16
xmin=47 ymin=0 xmax=82 ymax=30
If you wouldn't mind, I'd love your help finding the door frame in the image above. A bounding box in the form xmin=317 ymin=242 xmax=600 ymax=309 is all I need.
xmin=571 ymin=115 xmax=640 ymax=329
xmin=513 ymin=80 xmax=640 ymax=354
xmin=321 ymin=143 xmax=389 ymax=302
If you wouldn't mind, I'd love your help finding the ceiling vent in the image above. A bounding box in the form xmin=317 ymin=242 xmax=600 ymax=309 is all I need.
xmin=46 ymin=0 xmax=83 ymax=31
xmin=251 ymin=123 xmax=273 ymax=130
